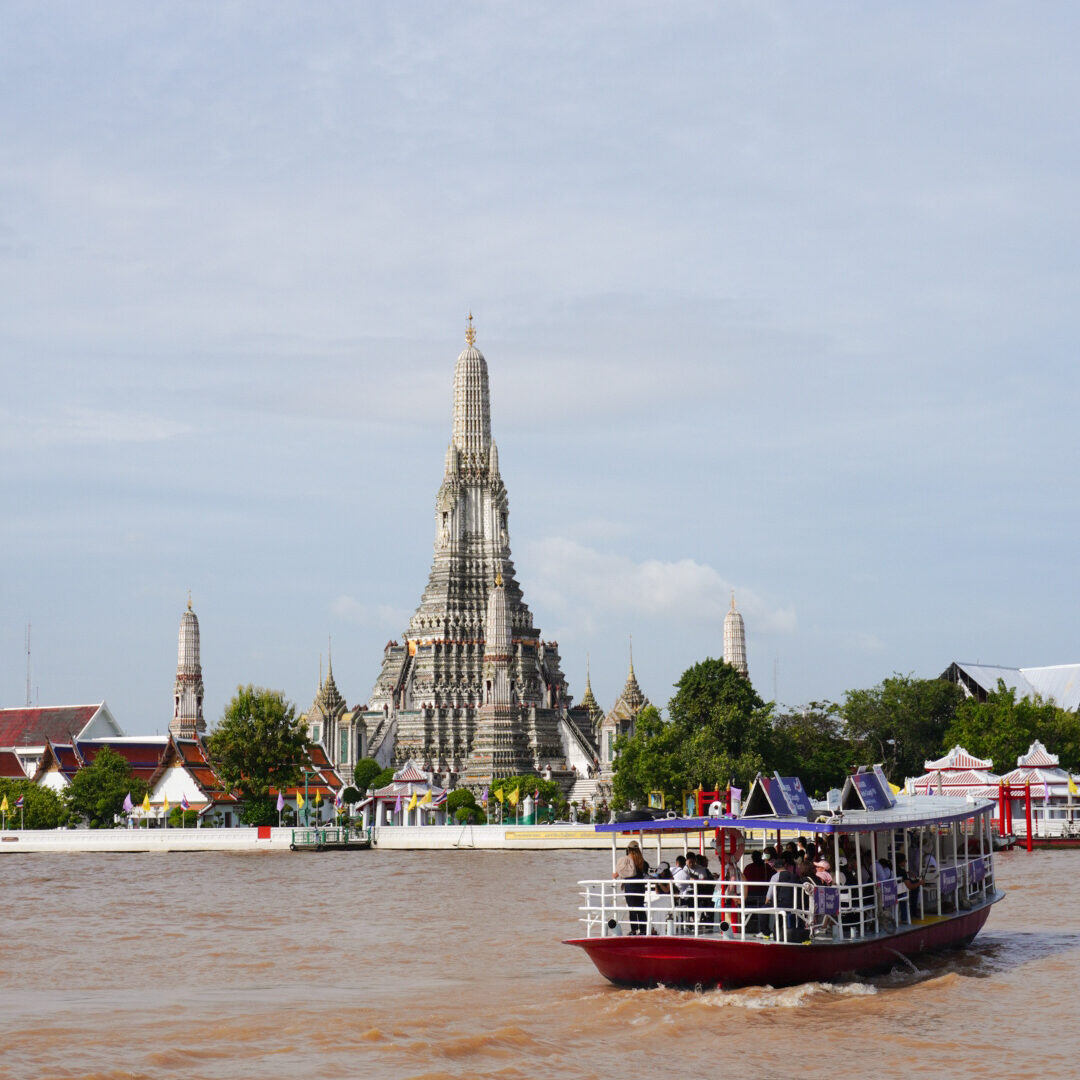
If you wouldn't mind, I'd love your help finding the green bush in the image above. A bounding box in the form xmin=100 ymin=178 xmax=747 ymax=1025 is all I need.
xmin=446 ymin=788 xmax=478 ymax=814
xmin=353 ymin=758 xmax=382 ymax=791
xmin=454 ymin=805 xmax=486 ymax=824
xmin=167 ymin=807 xmax=200 ymax=828
xmin=0 ymin=779 xmax=68 ymax=829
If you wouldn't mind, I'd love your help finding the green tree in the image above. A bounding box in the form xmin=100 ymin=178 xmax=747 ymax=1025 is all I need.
xmin=208 ymin=686 xmax=307 ymax=807
xmin=842 ymin=674 xmax=963 ymax=783
xmin=65 ymin=746 xmax=149 ymax=828
xmin=613 ymin=659 xmax=773 ymax=808
xmin=446 ymin=788 xmax=478 ymax=815
xmin=353 ymin=758 xmax=383 ymax=792
xmin=167 ymin=806 xmax=199 ymax=828
xmin=370 ymin=767 xmax=396 ymax=791
xmin=494 ymin=775 xmax=562 ymax=805
xmin=944 ymin=680 xmax=1074 ymax=773
xmin=770 ymin=701 xmax=853 ymax=797
xmin=0 ymin=778 xmax=68 ymax=829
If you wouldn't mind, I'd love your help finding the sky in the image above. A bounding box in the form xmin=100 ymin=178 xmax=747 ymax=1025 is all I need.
xmin=2 ymin=3 xmax=1078 ymax=735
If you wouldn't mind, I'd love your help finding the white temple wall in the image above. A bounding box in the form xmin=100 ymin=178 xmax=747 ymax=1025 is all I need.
xmin=79 ymin=704 xmax=124 ymax=740
xmin=37 ymin=770 xmax=68 ymax=792
xmin=152 ymin=767 xmax=206 ymax=804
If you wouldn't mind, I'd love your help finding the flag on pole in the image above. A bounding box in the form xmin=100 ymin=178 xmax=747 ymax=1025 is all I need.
xmin=142 ymin=792 xmax=151 ymax=813
xmin=181 ymin=795 xmax=190 ymax=811
xmin=1069 ymin=776 xmax=1078 ymax=796
xmin=407 ymin=791 xmax=418 ymax=811
xmin=15 ymin=795 xmax=24 ymax=809
xmin=533 ymin=788 xmax=539 ymax=801
xmin=123 ymin=792 xmax=134 ymax=814
xmin=480 ymin=785 xmax=489 ymax=805
xmin=0 ymin=795 xmax=7 ymax=814
xmin=420 ymin=789 xmax=433 ymax=806
xmin=508 ymin=787 xmax=519 ymax=807
xmin=276 ymin=791 xmax=285 ymax=812
xmin=494 ymin=787 xmax=505 ymax=804
xmin=394 ymin=793 xmax=402 ymax=813
xmin=297 ymin=791 xmax=305 ymax=809
xmin=163 ymin=795 xmax=170 ymax=814
xmin=315 ymin=791 xmax=322 ymax=806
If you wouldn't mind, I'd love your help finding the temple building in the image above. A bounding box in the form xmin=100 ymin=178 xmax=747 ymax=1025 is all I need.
xmin=723 ymin=592 xmax=748 ymax=677
xmin=597 ymin=648 xmax=650 ymax=781
xmin=360 ymin=320 xmax=596 ymax=789
xmin=300 ymin=653 xmax=367 ymax=779
xmin=171 ymin=597 xmax=206 ymax=738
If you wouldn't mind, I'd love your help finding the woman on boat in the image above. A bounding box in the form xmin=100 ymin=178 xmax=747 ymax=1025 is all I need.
xmin=613 ymin=841 xmax=650 ymax=935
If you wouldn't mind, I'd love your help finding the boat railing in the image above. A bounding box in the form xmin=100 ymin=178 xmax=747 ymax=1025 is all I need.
xmin=579 ymin=851 xmax=995 ymax=943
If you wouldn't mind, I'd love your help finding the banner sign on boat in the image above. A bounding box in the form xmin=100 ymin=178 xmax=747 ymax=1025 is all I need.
xmin=879 ymin=879 xmax=898 ymax=907
xmin=813 ymin=886 xmax=840 ymax=917
xmin=844 ymin=770 xmax=892 ymax=812
xmin=970 ymin=857 xmax=986 ymax=884
xmin=741 ymin=774 xmax=813 ymax=819
xmin=872 ymin=765 xmax=898 ymax=807
xmin=939 ymin=866 xmax=958 ymax=895
xmin=774 ymin=774 xmax=814 ymax=816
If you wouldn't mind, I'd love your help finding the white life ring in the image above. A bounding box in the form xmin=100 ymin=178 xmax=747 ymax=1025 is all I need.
xmin=708 ymin=800 xmax=724 ymax=818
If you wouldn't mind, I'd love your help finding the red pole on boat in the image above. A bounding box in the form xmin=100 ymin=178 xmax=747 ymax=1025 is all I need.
xmin=1025 ymin=782 xmax=1033 ymax=853
xmin=998 ymin=782 xmax=1005 ymax=837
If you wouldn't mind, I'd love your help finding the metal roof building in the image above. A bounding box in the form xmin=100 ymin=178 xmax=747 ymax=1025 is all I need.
xmin=941 ymin=662 xmax=1080 ymax=711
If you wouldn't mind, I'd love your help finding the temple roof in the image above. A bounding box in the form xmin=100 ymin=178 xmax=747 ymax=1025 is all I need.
xmin=31 ymin=740 xmax=81 ymax=783
xmin=0 ymin=704 xmax=104 ymax=747
xmin=76 ymin=738 xmax=168 ymax=782
xmin=1017 ymin=740 xmax=1059 ymax=767
xmin=0 ymin=749 xmax=26 ymax=778
xmin=924 ymin=745 xmax=994 ymax=771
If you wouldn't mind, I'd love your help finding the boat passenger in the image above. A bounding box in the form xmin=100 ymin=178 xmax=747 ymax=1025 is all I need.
xmin=613 ymin=841 xmax=650 ymax=936
xmin=894 ymin=853 xmax=920 ymax=918
xmin=646 ymin=862 xmax=674 ymax=934
xmin=687 ymin=853 xmax=717 ymax=925
xmin=741 ymin=850 xmax=771 ymax=934
xmin=766 ymin=852 xmax=798 ymax=939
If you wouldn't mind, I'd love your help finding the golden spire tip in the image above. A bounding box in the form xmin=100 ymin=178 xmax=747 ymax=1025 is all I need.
xmin=465 ymin=311 xmax=476 ymax=347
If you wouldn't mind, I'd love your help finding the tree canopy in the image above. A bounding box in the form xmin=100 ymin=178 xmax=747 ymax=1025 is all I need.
xmin=0 ymin=778 xmax=68 ymax=829
xmin=770 ymin=701 xmax=852 ymax=797
xmin=841 ymin=674 xmax=963 ymax=783
xmin=65 ymin=746 xmax=148 ymax=828
xmin=353 ymin=757 xmax=383 ymax=792
xmin=207 ymin=685 xmax=307 ymax=801
xmin=613 ymin=659 xmax=773 ymax=808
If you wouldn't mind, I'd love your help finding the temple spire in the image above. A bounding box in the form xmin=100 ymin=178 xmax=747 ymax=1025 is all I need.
xmin=170 ymin=598 xmax=205 ymax=738
xmin=723 ymin=591 xmax=748 ymax=678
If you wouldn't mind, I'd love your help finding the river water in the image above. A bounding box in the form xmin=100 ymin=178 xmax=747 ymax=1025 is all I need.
xmin=0 ymin=847 xmax=1075 ymax=1079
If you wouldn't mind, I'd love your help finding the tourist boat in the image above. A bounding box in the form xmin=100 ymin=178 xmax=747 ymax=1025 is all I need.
xmin=564 ymin=766 xmax=1004 ymax=988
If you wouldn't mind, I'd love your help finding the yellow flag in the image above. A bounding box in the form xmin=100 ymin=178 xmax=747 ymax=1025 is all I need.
xmin=297 ymin=791 xmax=305 ymax=809
xmin=407 ymin=791 xmax=418 ymax=811
xmin=494 ymin=787 xmax=505 ymax=804
xmin=142 ymin=792 xmax=151 ymax=813
xmin=315 ymin=791 xmax=322 ymax=806
xmin=508 ymin=787 xmax=519 ymax=807
xmin=163 ymin=795 xmax=170 ymax=814
xmin=1069 ymin=777 xmax=1078 ymax=796
xmin=888 ymin=781 xmax=901 ymax=795
xmin=0 ymin=795 xmax=7 ymax=814
xmin=419 ymin=789 xmax=433 ymax=806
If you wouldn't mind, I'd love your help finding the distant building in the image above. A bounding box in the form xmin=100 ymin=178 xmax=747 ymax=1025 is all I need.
xmin=357 ymin=320 xmax=596 ymax=789
xmin=300 ymin=654 xmax=367 ymax=781
xmin=723 ymin=592 xmax=748 ymax=677
xmin=598 ymin=650 xmax=650 ymax=781
xmin=170 ymin=597 xmax=206 ymax=738
xmin=0 ymin=703 xmax=122 ymax=777
xmin=940 ymin=662 xmax=1080 ymax=710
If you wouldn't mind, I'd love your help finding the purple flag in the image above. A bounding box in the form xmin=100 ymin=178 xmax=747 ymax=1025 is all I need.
xmin=276 ymin=791 xmax=285 ymax=812
xmin=480 ymin=786 xmax=489 ymax=804
xmin=122 ymin=793 xmax=134 ymax=814
xmin=394 ymin=793 xmax=403 ymax=813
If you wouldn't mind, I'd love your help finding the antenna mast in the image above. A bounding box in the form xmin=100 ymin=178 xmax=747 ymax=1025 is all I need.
xmin=25 ymin=621 xmax=32 ymax=707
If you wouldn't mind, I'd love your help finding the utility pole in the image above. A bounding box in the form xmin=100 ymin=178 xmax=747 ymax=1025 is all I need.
xmin=25 ymin=622 xmax=31 ymax=707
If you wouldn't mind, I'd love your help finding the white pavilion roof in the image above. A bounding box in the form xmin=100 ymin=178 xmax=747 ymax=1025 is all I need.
xmin=924 ymin=745 xmax=994 ymax=771
xmin=949 ymin=662 xmax=1080 ymax=711
xmin=1017 ymin=740 xmax=1059 ymax=767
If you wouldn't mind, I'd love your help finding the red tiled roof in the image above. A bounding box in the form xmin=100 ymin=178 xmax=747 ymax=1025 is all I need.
xmin=0 ymin=705 xmax=100 ymax=748
xmin=0 ymin=749 xmax=26 ymax=778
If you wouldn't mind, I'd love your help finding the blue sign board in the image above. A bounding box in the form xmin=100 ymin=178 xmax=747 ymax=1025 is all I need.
xmin=852 ymin=771 xmax=891 ymax=812
xmin=774 ymin=775 xmax=814 ymax=816
xmin=970 ymin=858 xmax=986 ymax=884
xmin=813 ymin=886 xmax=840 ymax=917
xmin=879 ymin=879 xmax=898 ymax=907
xmin=763 ymin=777 xmax=794 ymax=816
xmin=939 ymin=866 xmax=958 ymax=896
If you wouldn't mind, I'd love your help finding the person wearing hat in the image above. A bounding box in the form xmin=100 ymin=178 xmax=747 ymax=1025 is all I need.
xmin=613 ymin=841 xmax=650 ymax=935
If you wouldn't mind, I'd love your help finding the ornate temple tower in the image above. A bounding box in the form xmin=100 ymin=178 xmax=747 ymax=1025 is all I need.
xmin=579 ymin=656 xmax=605 ymax=742
xmin=723 ymin=592 xmax=748 ymax=677
xmin=170 ymin=596 xmax=205 ymax=738
xmin=364 ymin=319 xmax=589 ymax=786
xmin=598 ymin=645 xmax=650 ymax=780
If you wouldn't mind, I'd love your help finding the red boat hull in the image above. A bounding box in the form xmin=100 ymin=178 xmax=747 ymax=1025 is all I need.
xmin=565 ymin=900 xmax=997 ymax=989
